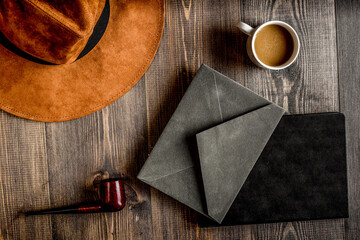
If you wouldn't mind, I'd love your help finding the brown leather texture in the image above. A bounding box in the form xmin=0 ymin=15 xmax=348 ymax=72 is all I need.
xmin=0 ymin=0 xmax=165 ymax=121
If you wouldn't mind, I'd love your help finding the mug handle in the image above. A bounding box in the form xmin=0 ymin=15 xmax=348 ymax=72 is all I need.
xmin=236 ymin=22 xmax=255 ymax=36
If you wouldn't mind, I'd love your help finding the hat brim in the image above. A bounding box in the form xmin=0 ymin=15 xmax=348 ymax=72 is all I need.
xmin=0 ymin=0 xmax=165 ymax=122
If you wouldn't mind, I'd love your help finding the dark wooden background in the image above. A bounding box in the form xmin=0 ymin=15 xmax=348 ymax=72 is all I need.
xmin=0 ymin=0 xmax=359 ymax=239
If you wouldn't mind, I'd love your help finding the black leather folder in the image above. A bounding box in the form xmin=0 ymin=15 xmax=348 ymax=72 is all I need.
xmin=199 ymin=112 xmax=348 ymax=226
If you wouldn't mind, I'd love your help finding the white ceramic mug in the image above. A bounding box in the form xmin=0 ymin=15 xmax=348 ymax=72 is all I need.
xmin=236 ymin=20 xmax=300 ymax=70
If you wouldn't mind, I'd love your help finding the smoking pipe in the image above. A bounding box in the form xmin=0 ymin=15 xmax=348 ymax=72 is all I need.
xmin=26 ymin=179 xmax=126 ymax=215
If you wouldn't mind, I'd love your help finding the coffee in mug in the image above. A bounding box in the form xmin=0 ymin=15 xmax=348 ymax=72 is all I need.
xmin=254 ymin=25 xmax=294 ymax=67
xmin=236 ymin=21 xmax=300 ymax=70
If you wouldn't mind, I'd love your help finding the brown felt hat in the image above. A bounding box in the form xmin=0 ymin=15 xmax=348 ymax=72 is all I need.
xmin=0 ymin=0 xmax=165 ymax=122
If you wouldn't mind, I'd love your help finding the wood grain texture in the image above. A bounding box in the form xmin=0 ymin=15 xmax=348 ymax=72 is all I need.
xmin=335 ymin=0 xmax=360 ymax=239
xmin=0 ymin=0 xmax=358 ymax=239
xmin=41 ymin=77 xmax=152 ymax=240
xmin=0 ymin=113 xmax=51 ymax=240
xmin=240 ymin=0 xmax=339 ymax=114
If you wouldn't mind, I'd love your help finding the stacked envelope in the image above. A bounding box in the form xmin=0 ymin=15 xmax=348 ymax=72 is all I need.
xmin=138 ymin=65 xmax=348 ymax=225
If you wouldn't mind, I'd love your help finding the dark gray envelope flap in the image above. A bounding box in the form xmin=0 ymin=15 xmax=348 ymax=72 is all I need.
xmin=138 ymin=65 xmax=223 ymax=182
xmin=196 ymin=104 xmax=285 ymax=223
xmin=138 ymin=64 xmax=284 ymax=219
xmin=140 ymin=167 xmax=207 ymax=216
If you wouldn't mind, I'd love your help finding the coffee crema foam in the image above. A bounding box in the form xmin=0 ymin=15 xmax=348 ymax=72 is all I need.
xmin=254 ymin=25 xmax=294 ymax=67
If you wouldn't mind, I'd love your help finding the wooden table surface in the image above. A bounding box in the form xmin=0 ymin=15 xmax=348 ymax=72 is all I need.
xmin=1 ymin=0 xmax=359 ymax=239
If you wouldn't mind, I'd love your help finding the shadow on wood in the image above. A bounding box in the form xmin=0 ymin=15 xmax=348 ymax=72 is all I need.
xmin=206 ymin=26 xmax=248 ymax=68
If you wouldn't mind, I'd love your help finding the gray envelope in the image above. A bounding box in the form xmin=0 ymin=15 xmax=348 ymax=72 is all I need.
xmin=137 ymin=64 xmax=285 ymax=223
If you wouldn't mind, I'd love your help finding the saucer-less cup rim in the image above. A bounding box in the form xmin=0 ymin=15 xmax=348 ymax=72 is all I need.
xmin=238 ymin=20 xmax=300 ymax=70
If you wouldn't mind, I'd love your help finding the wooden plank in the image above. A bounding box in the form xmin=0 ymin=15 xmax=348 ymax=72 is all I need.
xmin=241 ymin=0 xmax=339 ymax=113
xmin=201 ymin=0 xmax=245 ymax=82
xmin=0 ymin=112 xmax=51 ymax=239
xmin=44 ymin=78 xmax=152 ymax=240
xmin=144 ymin=0 xmax=202 ymax=239
xmin=240 ymin=0 xmax=344 ymax=239
xmin=335 ymin=1 xmax=360 ymax=239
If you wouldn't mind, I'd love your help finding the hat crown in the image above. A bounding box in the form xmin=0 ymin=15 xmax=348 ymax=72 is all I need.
xmin=0 ymin=0 xmax=105 ymax=64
